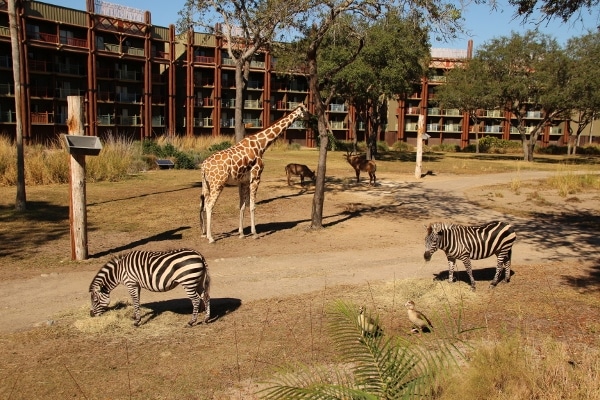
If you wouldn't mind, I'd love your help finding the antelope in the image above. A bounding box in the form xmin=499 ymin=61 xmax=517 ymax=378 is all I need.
xmin=344 ymin=152 xmax=376 ymax=185
xmin=285 ymin=163 xmax=315 ymax=186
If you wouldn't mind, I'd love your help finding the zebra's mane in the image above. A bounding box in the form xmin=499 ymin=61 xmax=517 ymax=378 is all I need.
xmin=428 ymin=221 xmax=456 ymax=233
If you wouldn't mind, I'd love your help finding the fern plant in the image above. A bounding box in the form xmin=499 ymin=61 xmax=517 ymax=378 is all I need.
xmin=260 ymin=300 xmax=467 ymax=399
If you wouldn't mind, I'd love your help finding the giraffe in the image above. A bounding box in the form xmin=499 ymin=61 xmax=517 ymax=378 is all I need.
xmin=199 ymin=103 xmax=309 ymax=243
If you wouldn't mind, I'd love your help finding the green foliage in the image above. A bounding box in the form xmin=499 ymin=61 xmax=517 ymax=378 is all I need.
xmin=475 ymin=136 xmax=522 ymax=153
xmin=141 ymin=139 xmax=198 ymax=169
xmin=392 ymin=141 xmax=414 ymax=152
xmin=431 ymin=143 xmax=460 ymax=153
xmin=260 ymin=300 xmax=464 ymax=399
xmin=376 ymin=141 xmax=389 ymax=153
xmin=208 ymin=140 xmax=233 ymax=152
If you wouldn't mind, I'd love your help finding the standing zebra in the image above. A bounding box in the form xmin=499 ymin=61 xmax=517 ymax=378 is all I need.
xmin=424 ymin=221 xmax=516 ymax=291
xmin=89 ymin=249 xmax=211 ymax=327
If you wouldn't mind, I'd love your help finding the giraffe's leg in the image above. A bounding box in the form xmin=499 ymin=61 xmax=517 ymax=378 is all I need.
xmin=238 ymin=184 xmax=250 ymax=238
xmin=204 ymin=187 xmax=222 ymax=244
xmin=249 ymin=179 xmax=260 ymax=238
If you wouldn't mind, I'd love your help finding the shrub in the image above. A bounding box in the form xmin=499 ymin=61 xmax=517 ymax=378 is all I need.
xmin=432 ymin=143 xmax=460 ymax=152
xmin=477 ymin=136 xmax=521 ymax=154
xmin=392 ymin=141 xmax=413 ymax=152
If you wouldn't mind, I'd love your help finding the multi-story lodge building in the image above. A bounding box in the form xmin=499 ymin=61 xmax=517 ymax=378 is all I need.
xmin=0 ymin=0 xmax=586 ymax=148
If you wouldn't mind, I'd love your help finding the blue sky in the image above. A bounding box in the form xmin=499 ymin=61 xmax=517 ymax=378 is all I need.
xmin=45 ymin=0 xmax=597 ymax=50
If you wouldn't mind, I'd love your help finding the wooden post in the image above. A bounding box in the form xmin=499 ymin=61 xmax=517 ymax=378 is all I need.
xmin=415 ymin=114 xmax=424 ymax=179
xmin=67 ymin=96 xmax=88 ymax=260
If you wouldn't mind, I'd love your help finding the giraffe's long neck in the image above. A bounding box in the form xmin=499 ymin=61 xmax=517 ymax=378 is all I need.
xmin=252 ymin=106 xmax=305 ymax=152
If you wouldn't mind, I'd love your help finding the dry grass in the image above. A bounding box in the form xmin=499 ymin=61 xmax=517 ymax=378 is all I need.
xmin=0 ymin=148 xmax=599 ymax=399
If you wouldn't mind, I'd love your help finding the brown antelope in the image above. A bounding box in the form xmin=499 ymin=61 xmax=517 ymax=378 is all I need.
xmin=344 ymin=152 xmax=376 ymax=185
xmin=285 ymin=163 xmax=315 ymax=186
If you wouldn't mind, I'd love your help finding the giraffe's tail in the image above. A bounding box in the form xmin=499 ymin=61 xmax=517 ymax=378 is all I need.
xmin=200 ymin=169 xmax=207 ymax=235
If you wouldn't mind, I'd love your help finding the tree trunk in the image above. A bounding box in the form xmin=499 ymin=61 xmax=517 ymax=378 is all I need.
xmin=415 ymin=115 xmax=424 ymax=178
xmin=8 ymin=0 xmax=26 ymax=211
xmin=234 ymin=59 xmax=248 ymax=143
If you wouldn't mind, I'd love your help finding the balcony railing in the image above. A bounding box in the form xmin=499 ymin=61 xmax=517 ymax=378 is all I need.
xmin=56 ymin=88 xmax=83 ymax=99
xmin=330 ymin=121 xmax=346 ymax=130
xmin=484 ymin=125 xmax=502 ymax=133
xmin=221 ymin=118 xmax=235 ymax=128
xmin=0 ymin=83 xmax=13 ymax=95
xmin=221 ymin=99 xmax=235 ymax=108
xmin=98 ymin=114 xmax=115 ymax=125
xmin=427 ymin=108 xmax=441 ymax=116
xmin=250 ymin=60 xmax=265 ymax=69
xmin=243 ymin=118 xmax=262 ymax=128
xmin=483 ymin=110 xmax=503 ymax=118
xmin=30 ymin=86 xmax=52 ymax=98
xmin=195 ymin=97 xmax=214 ymax=107
xmin=244 ymin=99 xmax=261 ymax=109
xmin=445 ymin=108 xmax=461 ymax=116
xmin=329 ymin=104 xmax=346 ymax=112
xmin=406 ymin=107 xmax=419 ymax=114
xmin=116 ymin=70 xmax=142 ymax=81
xmin=526 ymin=111 xmax=542 ymax=119
xmin=29 ymin=59 xmax=48 ymax=72
xmin=152 ymin=116 xmax=165 ymax=127
xmin=31 ymin=111 xmax=54 ymax=124
xmin=247 ymin=80 xmax=263 ymax=90
xmin=444 ymin=124 xmax=461 ymax=132
xmin=98 ymin=91 xmax=115 ymax=101
xmin=124 ymin=46 xmax=144 ymax=57
xmin=0 ymin=26 xmax=9 ymax=37
xmin=194 ymin=55 xmax=215 ymax=64
xmin=151 ymin=94 xmax=165 ymax=104
xmin=0 ymin=54 xmax=12 ymax=68
xmin=2 ymin=110 xmax=16 ymax=122
xmin=152 ymin=50 xmax=170 ymax=59
xmin=550 ymin=127 xmax=562 ymax=135
xmin=426 ymin=124 xmax=441 ymax=131
xmin=63 ymin=37 xmax=87 ymax=47
xmin=115 ymin=92 xmax=140 ymax=103
xmin=289 ymin=121 xmax=305 ymax=129
xmin=118 ymin=115 xmax=141 ymax=126
xmin=405 ymin=123 xmax=418 ymax=131
xmin=287 ymin=101 xmax=302 ymax=110
xmin=56 ymin=63 xmax=82 ymax=75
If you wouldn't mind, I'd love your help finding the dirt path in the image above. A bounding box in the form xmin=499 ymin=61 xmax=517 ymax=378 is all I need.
xmin=0 ymin=170 xmax=592 ymax=333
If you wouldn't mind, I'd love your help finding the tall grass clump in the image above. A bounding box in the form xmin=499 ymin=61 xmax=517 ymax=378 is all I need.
xmin=546 ymin=172 xmax=600 ymax=197
xmin=392 ymin=141 xmax=413 ymax=152
xmin=86 ymin=135 xmax=144 ymax=181
xmin=437 ymin=336 xmax=600 ymax=399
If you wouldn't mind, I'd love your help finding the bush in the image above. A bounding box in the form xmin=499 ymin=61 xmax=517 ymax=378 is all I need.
xmin=392 ymin=141 xmax=413 ymax=152
xmin=142 ymin=139 xmax=198 ymax=170
xmin=476 ymin=136 xmax=521 ymax=154
xmin=431 ymin=143 xmax=460 ymax=152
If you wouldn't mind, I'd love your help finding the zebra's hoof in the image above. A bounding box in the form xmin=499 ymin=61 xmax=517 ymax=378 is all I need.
xmin=470 ymin=286 xmax=476 ymax=292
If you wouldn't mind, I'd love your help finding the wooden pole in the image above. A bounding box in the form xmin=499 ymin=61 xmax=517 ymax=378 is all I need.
xmin=415 ymin=114 xmax=424 ymax=179
xmin=67 ymin=96 xmax=88 ymax=260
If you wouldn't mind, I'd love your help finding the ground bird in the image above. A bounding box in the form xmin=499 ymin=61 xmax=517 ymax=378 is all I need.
xmin=357 ymin=306 xmax=383 ymax=337
xmin=405 ymin=300 xmax=433 ymax=333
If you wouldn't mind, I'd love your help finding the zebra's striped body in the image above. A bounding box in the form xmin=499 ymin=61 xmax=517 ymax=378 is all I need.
xmin=424 ymin=221 xmax=516 ymax=290
xmin=89 ymin=249 xmax=210 ymax=326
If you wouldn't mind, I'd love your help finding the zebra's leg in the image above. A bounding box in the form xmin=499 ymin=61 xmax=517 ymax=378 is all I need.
xmin=127 ymin=283 xmax=142 ymax=326
xmin=447 ymin=257 xmax=456 ymax=283
xmin=201 ymin=291 xmax=211 ymax=323
xmin=187 ymin=292 xmax=201 ymax=327
xmin=462 ymin=258 xmax=477 ymax=291
xmin=504 ymin=249 xmax=512 ymax=283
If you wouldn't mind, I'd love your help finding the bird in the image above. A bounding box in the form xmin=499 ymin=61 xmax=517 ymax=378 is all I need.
xmin=357 ymin=306 xmax=383 ymax=337
xmin=405 ymin=300 xmax=433 ymax=334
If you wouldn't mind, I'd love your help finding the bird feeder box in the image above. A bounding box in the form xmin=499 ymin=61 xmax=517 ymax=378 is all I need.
xmin=62 ymin=135 xmax=103 ymax=156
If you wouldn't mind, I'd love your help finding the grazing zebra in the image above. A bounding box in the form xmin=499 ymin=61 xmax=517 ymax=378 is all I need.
xmin=424 ymin=221 xmax=517 ymax=291
xmin=89 ymin=249 xmax=210 ymax=327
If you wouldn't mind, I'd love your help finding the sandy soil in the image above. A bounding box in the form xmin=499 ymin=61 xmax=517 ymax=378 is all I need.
xmin=1 ymin=170 xmax=598 ymax=334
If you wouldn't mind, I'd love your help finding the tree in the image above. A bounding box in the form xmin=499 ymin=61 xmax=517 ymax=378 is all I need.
xmin=275 ymin=0 xmax=463 ymax=229
xmin=179 ymin=0 xmax=307 ymax=142
xmin=327 ymin=11 xmax=431 ymax=159
xmin=475 ymin=31 xmax=570 ymax=161
xmin=435 ymin=58 xmax=499 ymax=153
xmin=507 ymin=0 xmax=600 ymax=22
xmin=563 ymin=31 xmax=600 ymax=154
xmin=8 ymin=0 xmax=26 ymax=211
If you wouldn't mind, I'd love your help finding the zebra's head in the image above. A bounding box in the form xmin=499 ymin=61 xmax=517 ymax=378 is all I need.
xmin=89 ymin=285 xmax=111 ymax=317
xmin=424 ymin=223 xmax=444 ymax=261
xmin=89 ymin=258 xmax=119 ymax=317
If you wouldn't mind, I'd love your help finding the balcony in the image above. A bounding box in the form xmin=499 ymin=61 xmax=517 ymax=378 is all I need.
xmin=2 ymin=110 xmax=16 ymax=122
xmin=247 ymin=80 xmax=263 ymax=90
xmin=29 ymin=59 xmax=49 ymax=72
xmin=202 ymin=117 xmax=213 ymax=127
xmin=222 ymin=57 xmax=236 ymax=66
xmin=221 ymin=99 xmax=235 ymax=108
xmin=526 ymin=111 xmax=542 ymax=119
xmin=152 ymin=116 xmax=165 ymax=127
xmin=195 ymin=97 xmax=214 ymax=107
xmin=118 ymin=115 xmax=141 ymax=126
xmin=98 ymin=114 xmax=115 ymax=125
xmin=221 ymin=118 xmax=235 ymax=128
xmin=330 ymin=121 xmax=346 ymax=130
xmin=483 ymin=110 xmax=503 ymax=118
xmin=193 ymin=55 xmax=215 ymax=64
xmin=152 ymin=51 xmax=170 ymax=59
xmin=31 ymin=111 xmax=54 ymax=124
xmin=244 ymin=99 xmax=261 ymax=109
xmin=427 ymin=108 xmax=441 ymax=116
xmin=406 ymin=107 xmax=420 ymax=115
xmin=98 ymin=91 xmax=115 ymax=102
xmin=115 ymin=92 xmax=141 ymax=103
xmin=444 ymin=124 xmax=461 ymax=132
xmin=30 ymin=86 xmax=52 ymax=98
xmin=56 ymin=63 xmax=82 ymax=75
xmin=550 ymin=127 xmax=562 ymax=135
xmin=56 ymin=88 xmax=83 ymax=99
xmin=444 ymin=108 xmax=461 ymax=116
xmin=405 ymin=123 xmax=419 ymax=131
xmin=0 ymin=26 xmax=9 ymax=37
xmin=287 ymin=101 xmax=302 ymax=110
xmin=151 ymin=94 xmax=165 ymax=104
xmin=426 ymin=124 xmax=441 ymax=131
xmin=63 ymin=37 xmax=87 ymax=48
xmin=0 ymin=83 xmax=13 ymax=95
xmin=124 ymin=46 xmax=144 ymax=57
xmin=243 ymin=118 xmax=262 ymax=128
xmin=0 ymin=55 xmax=12 ymax=68
xmin=250 ymin=60 xmax=265 ymax=69
xmin=329 ymin=104 xmax=346 ymax=112
xmin=116 ymin=70 xmax=142 ymax=81
xmin=289 ymin=121 xmax=305 ymax=129
xmin=484 ymin=125 xmax=503 ymax=133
